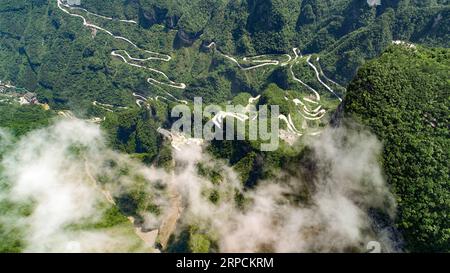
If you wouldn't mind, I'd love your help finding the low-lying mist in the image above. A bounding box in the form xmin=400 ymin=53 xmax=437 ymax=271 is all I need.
xmin=168 ymin=125 xmax=400 ymax=252
xmin=0 ymin=118 xmax=401 ymax=253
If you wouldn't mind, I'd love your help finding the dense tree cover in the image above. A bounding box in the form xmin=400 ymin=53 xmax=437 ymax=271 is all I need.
xmin=96 ymin=0 xmax=449 ymax=82
xmin=0 ymin=0 xmax=274 ymax=112
xmin=344 ymin=45 xmax=449 ymax=252
xmin=167 ymin=224 xmax=216 ymax=253
xmin=0 ymin=0 xmax=135 ymax=110
xmin=0 ymin=185 xmax=31 ymax=253
xmin=0 ymin=0 xmax=447 ymax=116
xmin=207 ymin=83 xmax=316 ymax=187
xmin=102 ymin=107 xmax=164 ymax=163
xmin=0 ymin=1 xmax=448 ymax=253
xmin=0 ymin=104 xmax=55 ymax=136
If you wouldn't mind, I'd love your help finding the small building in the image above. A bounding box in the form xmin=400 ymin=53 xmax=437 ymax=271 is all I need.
xmin=21 ymin=92 xmax=39 ymax=104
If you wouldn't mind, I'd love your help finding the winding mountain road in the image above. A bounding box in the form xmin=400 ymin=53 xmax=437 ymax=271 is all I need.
xmin=205 ymin=44 xmax=344 ymax=136
xmin=306 ymin=56 xmax=342 ymax=102
xmin=62 ymin=4 xmax=138 ymax=24
xmin=57 ymin=0 xmax=186 ymax=90
xmin=57 ymin=0 xmax=342 ymax=143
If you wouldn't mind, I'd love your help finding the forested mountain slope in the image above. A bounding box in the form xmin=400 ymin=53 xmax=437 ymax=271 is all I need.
xmin=343 ymin=45 xmax=449 ymax=252
xmin=81 ymin=0 xmax=449 ymax=82
xmin=0 ymin=0 xmax=448 ymax=112
xmin=0 ymin=1 xmax=448 ymax=253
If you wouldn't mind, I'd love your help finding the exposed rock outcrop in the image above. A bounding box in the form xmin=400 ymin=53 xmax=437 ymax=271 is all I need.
xmin=175 ymin=29 xmax=202 ymax=47
xmin=138 ymin=5 xmax=179 ymax=29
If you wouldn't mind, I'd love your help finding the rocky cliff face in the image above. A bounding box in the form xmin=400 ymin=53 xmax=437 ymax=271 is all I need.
xmin=175 ymin=29 xmax=201 ymax=47
xmin=138 ymin=2 xmax=202 ymax=46
xmin=330 ymin=101 xmax=345 ymax=128
xmin=139 ymin=5 xmax=179 ymax=29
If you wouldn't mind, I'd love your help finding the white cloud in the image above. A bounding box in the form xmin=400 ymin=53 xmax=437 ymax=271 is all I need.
xmin=0 ymin=120 xmax=154 ymax=252
xmin=0 ymin=119 xmax=400 ymax=253
xmin=367 ymin=0 xmax=381 ymax=7
xmin=167 ymin=126 xmax=399 ymax=252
